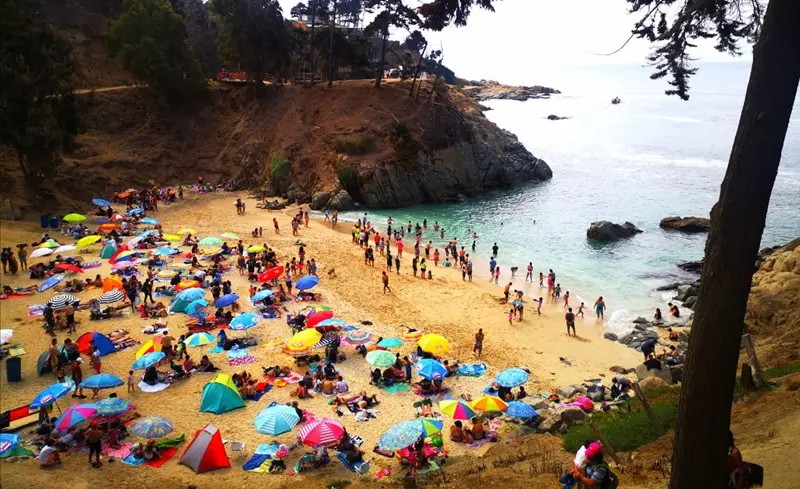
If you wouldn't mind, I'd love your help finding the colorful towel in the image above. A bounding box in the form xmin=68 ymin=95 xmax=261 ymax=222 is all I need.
xmin=227 ymin=348 xmax=250 ymax=359
xmin=243 ymin=453 xmax=271 ymax=472
xmin=248 ymin=391 xmax=266 ymax=402
xmin=142 ymin=446 xmax=179 ymax=467
xmin=372 ymin=447 xmax=394 ymax=458
xmin=466 ymin=437 xmax=492 ymax=450
xmin=229 ymin=355 xmax=257 ymax=366
xmin=121 ymin=454 xmax=145 ymax=466
xmin=283 ymin=372 xmax=303 ymax=384
xmin=208 ymin=346 xmax=223 ymax=354
xmin=82 ymin=261 xmax=102 ymax=269
xmin=457 ymin=363 xmax=487 ymax=377
xmin=28 ymin=305 xmax=45 ymax=316
xmin=384 ymin=383 xmax=410 ymax=394
xmin=155 ymin=434 xmax=185 ymax=450
xmin=102 ymin=443 xmax=132 ymax=459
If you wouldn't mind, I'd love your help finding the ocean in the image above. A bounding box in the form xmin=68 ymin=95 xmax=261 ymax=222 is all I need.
xmin=336 ymin=62 xmax=800 ymax=335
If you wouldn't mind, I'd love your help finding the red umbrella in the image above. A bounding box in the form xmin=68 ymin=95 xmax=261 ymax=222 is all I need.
xmin=55 ymin=263 xmax=84 ymax=274
xmin=258 ymin=266 xmax=284 ymax=282
xmin=306 ymin=310 xmax=334 ymax=328
xmin=296 ymin=418 xmax=344 ymax=447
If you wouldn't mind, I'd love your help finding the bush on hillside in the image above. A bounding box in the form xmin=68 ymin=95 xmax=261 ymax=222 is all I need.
xmin=270 ymin=154 xmax=289 ymax=192
xmin=334 ymin=136 xmax=376 ymax=155
xmin=337 ymin=166 xmax=362 ymax=202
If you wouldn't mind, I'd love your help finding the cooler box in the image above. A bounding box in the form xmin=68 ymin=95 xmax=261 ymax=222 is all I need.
xmin=49 ymin=216 xmax=60 ymax=229
xmin=5 ymin=357 xmax=21 ymax=382
xmin=40 ymin=215 xmax=49 ymax=228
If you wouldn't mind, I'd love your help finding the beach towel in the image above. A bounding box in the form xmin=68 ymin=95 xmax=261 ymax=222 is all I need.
xmin=121 ymin=454 xmax=145 ymax=466
xmin=384 ymin=383 xmax=410 ymax=394
xmin=5 ymin=345 xmax=26 ymax=357
xmin=102 ymin=442 xmax=132 ymax=459
xmin=457 ymin=363 xmax=487 ymax=377
xmin=82 ymin=261 xmax=102 ymax=270
xmin=283 ymin=372 xmax=303 ymax=384
xmin=337 ymin=452 xmax=370 ymax=474
xmin=372 ymin=447 xmax=394 ymax=458
xmin=155 ymin=434 xmax=185 ymax=450
xmin=138 ymin=381 xmax=170 ymax=393
xmin=413 ymin=387 xmax=450 ymax=398
xmin=229 ymin=355 xmax=257 ymax=366
xmin=142 ymin=446 xmax=179 ymax=467
xmin=466 ymin=438 xmax=492 ymax=449
xmin=248 ymin=391 xmax=266 ymax=402
xmin=28 ymin=305 xmax=45 ymax=317
xmin=227 ymin=348 xmax=250 ymax=359
xmin=243 ymin=453 xmax=272 ymax=472
xmin=208 ymin=346 xmax=223 ymax=354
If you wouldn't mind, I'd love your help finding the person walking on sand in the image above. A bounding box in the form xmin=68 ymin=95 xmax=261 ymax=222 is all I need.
xmin=508 ymin=308 xmax=515 ymax=326
xmin=433 ymin=249 xmax=440 ymax=266
xmin=537 ymin=297 xmax=543 ymax=315
xmin=474 ymin=329 xmax=484 ymax=359
xmin=504 ymin=282 xmax=512 ymax=303
xmin=382 ymin=271 xmax=391 ymax=294
xmin=563 ymin=291 xmax=570 ymax=309
xmin=467 ymin=258 xmax=473 ymax=281
xmin=489 ymin=256 xmax=497 ymax=279
xmin=594 ymin=297 xmax=606 ymax=319
xmin=566 ymin=308 xmax=576 ymax=337
xmin=526 ymin=262 xmax=533 ymax=282
xmin=494 ymin=266 xmax=500 ymax=285
xmin=386 ymin=250 xmax=393 ymax=271
xmin=273 ymin=217 xmax=280 ymax=234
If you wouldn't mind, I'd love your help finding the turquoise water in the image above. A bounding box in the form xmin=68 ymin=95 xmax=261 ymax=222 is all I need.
xmin=337 ymin=63 xmax=800 ymax=335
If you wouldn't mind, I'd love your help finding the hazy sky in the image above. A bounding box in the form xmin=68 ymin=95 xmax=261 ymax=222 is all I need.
xmin=278 ymin=0 xmax=752 ymax=83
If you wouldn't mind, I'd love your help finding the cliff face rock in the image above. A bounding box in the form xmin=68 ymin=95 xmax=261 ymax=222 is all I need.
xmin=462 ymin=80 xmax=561 ymax=102
xmin=660 ymin=216 xmax=712 ymax=233
xmin=586 ymin=221 xmax=643 ymax=242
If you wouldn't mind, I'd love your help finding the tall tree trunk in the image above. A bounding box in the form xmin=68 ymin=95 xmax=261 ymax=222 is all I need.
xmin=375 ymin=28 xmax=387 ymax=88
xmin=408 ymin=42 xmax=428 ymax=97
xmin=327 ymin=0 xmax=338 ymax=88
xmin=309 ymin=1 xmax=318 ymax=85
xmin=669 ymin=1 xmax=800 ymax=488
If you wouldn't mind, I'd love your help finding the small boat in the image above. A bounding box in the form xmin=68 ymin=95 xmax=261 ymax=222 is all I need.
xmin=611 ymin=97 xmax=621 ymax=105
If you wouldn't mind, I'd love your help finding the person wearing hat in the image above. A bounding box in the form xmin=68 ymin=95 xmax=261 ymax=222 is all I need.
xmin=572 ymin=442 xmax=612 ymax=487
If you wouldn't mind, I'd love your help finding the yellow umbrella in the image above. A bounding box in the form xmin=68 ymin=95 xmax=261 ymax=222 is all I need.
xmin=201 ymin=247 xmax=222 ymax=255
xmin=163 ymin=234 xmax=181 ymax=242
xmin=38 ymin=240 xmax=59 ymax=249
xmin=76 ymin=235 xmax=102 ymax=248
xmin=470 ymin=395 xmax=509 ymax=413
xmin=63 ymin=213 xmax=86 ymax=223
xmin=439 ymin=399 xmax=476 ymax=420
xmin=418 ymin=334 xmax=450 ymax=355
xmin=178 ymin=228 xmax=196 ymax=235
xmin=247 ymin=245 xmax=265 ymax=253
xmin=284 ymin=329 xmax=322 ymax=355
xmin=115 ymin=250 xmax=139 ymax=259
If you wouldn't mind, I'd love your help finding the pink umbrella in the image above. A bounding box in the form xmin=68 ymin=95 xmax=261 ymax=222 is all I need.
xmin=111 ymin=262 xmax=137 ymax=270
xmin=296 ymin=418 xmax=345 ymax=447
xmin=54 ymin=403 xmax=97 ymax=430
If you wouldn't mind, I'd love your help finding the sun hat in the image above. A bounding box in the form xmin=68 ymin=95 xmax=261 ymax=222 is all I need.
xmin=585 ymin=442 xmax=603 ymax=460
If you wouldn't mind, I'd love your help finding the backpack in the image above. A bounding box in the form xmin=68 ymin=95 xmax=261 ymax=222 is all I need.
xmin=597 ymin=462 xmax=620 ymax=489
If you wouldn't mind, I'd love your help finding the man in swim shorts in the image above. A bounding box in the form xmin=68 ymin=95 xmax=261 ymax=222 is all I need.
xmin=565 ymin=308 xmax=576 ymax=337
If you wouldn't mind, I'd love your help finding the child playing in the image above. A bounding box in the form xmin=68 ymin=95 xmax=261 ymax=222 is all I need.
xmin=508 ymin=308 xmax=514 ymax=326
xmin=537 ymin=297 xmax=543 ymax=315
xmin=128 ymin=370 xmax=136 ymax=393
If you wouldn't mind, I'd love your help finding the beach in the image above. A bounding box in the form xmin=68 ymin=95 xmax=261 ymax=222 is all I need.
xmin=0 ymin=191 xmax=643 ymax=488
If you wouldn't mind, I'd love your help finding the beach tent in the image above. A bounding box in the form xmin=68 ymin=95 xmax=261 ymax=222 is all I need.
xmin=100 ymin=241 xmax=118 ymax=259
xmin=179 ymin=424 xmax=230 ymax=473
xmin=37 ymin=345 xmax=65 ymax=375
xmin=102 ymin=276 xmax=124 ymax=293
xmin=169 ymin=289 xmax=206 ymax=314
xmin=75 ymin=331 xmax=116 ymax=356
xmin=200 ymin=374 xmax=245 ymax=415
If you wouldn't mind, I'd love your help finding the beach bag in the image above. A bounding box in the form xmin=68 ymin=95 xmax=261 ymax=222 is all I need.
xmin=743 ymin=462 xmax=764 ymax=487
xmin=430 ymin=433 xmax=443 ymax=448
xmin=597 ymin=462 xmax=619 ymax=489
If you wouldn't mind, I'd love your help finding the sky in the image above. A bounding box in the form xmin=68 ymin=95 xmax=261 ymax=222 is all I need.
xmin=278 ymin=0 xmax=753 ymax=84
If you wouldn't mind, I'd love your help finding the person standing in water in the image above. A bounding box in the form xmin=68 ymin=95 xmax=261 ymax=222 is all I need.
xmin=493 ymin=267 xmax=500 ymax=284
xmin=526 ymin=263 xmax=533 ymax=282
xmin=492 ymin=242 xmax=499 ymax=256
xmin=563 ymin=291 xmax=570 ymax=309
xmin=576 ymin=302 xmax=586 ymax=318
xmin=594 ymin=297 xmax=606 ymax=319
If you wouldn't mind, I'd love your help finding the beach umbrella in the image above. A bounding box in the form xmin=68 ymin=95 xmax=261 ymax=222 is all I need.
xmin=285 ymin=329 xmax=322 ymax=356
xmin=251 ymin=289 xmax=274 ymax=302
xmin=98 ymin=289 xmax=125 ymax=304
xmin=0 ymin=434 xmax=21 ymax=457
xmin=439 ymin=399 xmax=476 ymax=420
xmin=115 ymin=250 xmax=139 ymax=260
xmin=163 ymin=234 xmax=182 ymax=242
xmin=414 ymin=359 xmax=448 ymax=380
xmin=152 ymin=247 xmax=177 ymax=257
xmin=318 ymin=318 xmax=347 ymax=328
xmin=55 ymin=263 xmax=83 ymax=274
xmin=378 ymin=420 xmax=424 ymax=452
xmin=471 ymin=395 xmax=508 ymax=413
xmin=199 ymin=237 xmax=222 ymax=246
xmin=0 ymin=329 xmax=13 ymax=344
xmin=76 ymin=235 xmax=102 ymax=248
xmin=110 ymin=261 xmax=137 ymax=271
xmin=366 ymin=350 xmax=396 ymax=368
xmin=214 ymin=293 xmax=239 ymax=308
xmin=81 ymin=374 xmax=124 ymax=390
xmin=132 ymin=351 xmax=165 ymax=370
xmin=505 ymin=401 xmax=538 ymax=419
xmin=201 ymin=247 xmax=222 ymax=256
xmin=126 ymin=208 xmax=143 ymax=217
xmin=221 ymin=232 xmax=239 ymax=240
xmin=229 ymin=313 xmax=259 ymax=331
xmin=54 ymin=244 xmax=77 ymax=254
xmin=297 ymin=418 xmax=344 ymax=447
xmin=92 ymin=198 xmax=111 ymax=207
xmin=138 ymin=229 xmax=159 ymax=238
xmin=496 ymin=368 xmax=529 ymax=388
xmin=176 ymin=288 xmax=205 ymax=302
xmin=132 ymin=416 xmax=174 ymax=439
xmin=258 ymin=266 xmax=284 ymax=282
xmin=46 ymin=294 xmax=78 ymax=311
xmin=186 ymin=332 xmax=215 ymax=347
xmin=38 ymin=274 xmax=66 ymax=293
xmin=141 ymin=218 xmax=160 ymax=225
xmin=254 ymin=405 xmax=300 ymax=436
xmin=63 ymin=213 xmax=86 ymax=223
xmin=247 ymin=245 xmax=265 ymax=253
xmin=418 ymin=334 xmax=450 ymax=355
xmin=95 ymin=218 xmax=111 ymax=224
xmin=31 ymin=382 xmax=75 ymax=409
xmin=295 ymin=275 xmax=319 ymax=291
xmin=54 ymin=404 xmax=97 ymax=430
xmin=377 ymin=338 xmax=403 ymax=348
xmin=156 ymin=270 xmax=177 ymax=280
xmin=306 ymin=310 xmax=334 ymax=328
xmin=135 ymin=338 xmax=163 ymax=359
xmin=30 ymin=248 xmax=53 ymax=258
xmin=95 ymin=398 xmax=133 ymax=416
xmin=185 ymin=299 xmax=209 ymax=316
xmin=99 ymin=223 xmax=119 ymax=231
xmin=111 ymin=214 xmax=125 ymax=221
xmin=38 ymin=240 xmax=59 ymax=249
xmin=177 ymin=228 xmax=196 ymax=235
xmin=343 ymin=329 xmax=372 ymax=345
xmin=418 ymin=417 xmax=444 ymax=436
xmin=176 ymin=279 xmax=200 ymax=291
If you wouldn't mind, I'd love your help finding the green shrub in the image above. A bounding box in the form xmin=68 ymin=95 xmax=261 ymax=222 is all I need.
xmin=334 ymin=135 xmax=376 ymax=155
xmin=763 ymin=361 xmax=800 ymax=380
xmin=270 ymin=154 xmax=289 ymax=191
xmin=390 ymin=122 xmax=422 ymax=166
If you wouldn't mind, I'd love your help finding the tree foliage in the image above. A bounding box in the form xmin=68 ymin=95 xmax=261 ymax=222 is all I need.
xmin=364 ymin=0 xmax=420 ymax=87
xmin=418 ymin=0 xmax=497 ymax=30
xmin=0 ymin=0 xmax=83 ymax=192
xmin=179 ymin=0 xmax=222 ymax=77
xmin=108 ymin=0 xmax=206 ymax=100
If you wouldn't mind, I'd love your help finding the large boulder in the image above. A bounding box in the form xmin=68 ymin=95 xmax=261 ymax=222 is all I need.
xmin=586 ymin=221 xmax=643 ymax=242
xmin=674 ymin=284 xmax=698 ymax=301
xmin=556 ymin=384 xmax=585 ymax=399
xmin=310 ymin=192 xmax=332 ymax=210
xmin=560 ymin=407 xmax=587 ymax=423
xmin=677 ymin=260 xmax=703 ymax=273
xmin=328 ymin=190 xmax=355 ymax=211
xmin=683 ymin=296 xmax=697 ymax=309
xmin=285 ymin=183 xmax=310 ymax=204
xmin=638 ymin=376 xmax=669 ymax=392
xmin=603 ymin=332 xmax=619 ymax=341
xmin=536 ymin=416 xmax=561 ymax=433
xmin=660 ymin=216 xmax=712 ymax=233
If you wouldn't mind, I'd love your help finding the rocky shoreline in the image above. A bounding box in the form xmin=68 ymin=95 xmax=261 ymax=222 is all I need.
xmin=461 ymin=79 xmax=561 ymax=102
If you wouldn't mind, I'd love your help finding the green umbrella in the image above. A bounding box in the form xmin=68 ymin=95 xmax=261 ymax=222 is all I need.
xmin=199 ymin=237 xmax=222 ymax=246
xmin=63 ymin=213 xmax=86 ymax=223
xmin=366 ymin=350 xmax=396 ymax=367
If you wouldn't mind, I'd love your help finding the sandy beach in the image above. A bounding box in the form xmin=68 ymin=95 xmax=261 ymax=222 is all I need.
xmin=0 ymin=191 xmax=643 ymax=488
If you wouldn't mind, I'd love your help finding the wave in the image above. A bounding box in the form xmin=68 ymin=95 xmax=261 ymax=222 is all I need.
xmin=604 ymin=309 xmax=637 ymax=337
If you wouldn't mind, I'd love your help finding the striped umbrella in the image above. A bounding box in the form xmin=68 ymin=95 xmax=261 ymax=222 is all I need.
xmin=54 ymin=403 xmax=97 ymax=430
xmin=94 ymin=398 xmax=132 ymax=416
xmin=366 ymin=350 xmax=396 ymax=367
xmin=344 ymin=329 xmax=372 ymax=346
xmin=46 ymin=294 xmax=78 ymax=311
xmin=297 ymin=418 xmax=344 ymax=447
xmin=81 ymin=374 xmax=125 ymax=390
xmin=132 ymin=351 xmax=165 ymax=370
xmin=135 ymin=338 xmax=163 ymax=359
xmin=284 ymin=329 xmax=322 ymax=356
xmin=254 ymin=405 xmax=300 ymax=435
xmin=186 ymin=332 xmax=215 ymax=347
xmin=470 ymin=395 xmax=509 ymax=413
xmin=38 ymin=240 xmax=59 ymax=249
xmin=98 ymin=290 xmax=125 ymax=304
xmin=176 ymin=279 xmax=200 ymax=291
xmin=505 ymin=401 xmax=538 ymax=419
xmin=38 ymin=274 xmax=65 ymax=293
xmin=418 ymin=417 xmax=444 ymax=436
xmin=439 ymin=399 xmax=476 ymax=420
xmin=132 ymin=416 xmax=173 ymax=439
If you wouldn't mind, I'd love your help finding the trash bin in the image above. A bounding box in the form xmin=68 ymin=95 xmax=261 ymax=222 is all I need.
xmin=5 ymin=357 xmax=21 ymax=382
xmin=40 ymin=215 xmax=50 ymax=228
xmin=49 ymin=216 xmax=60 ymax=229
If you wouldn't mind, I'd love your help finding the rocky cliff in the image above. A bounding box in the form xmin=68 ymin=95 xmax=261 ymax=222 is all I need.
xmin=462 ymin=79 xmax=561 ymax=102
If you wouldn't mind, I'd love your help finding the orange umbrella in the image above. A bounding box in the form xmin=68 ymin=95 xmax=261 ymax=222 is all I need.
xmin=176 ymin=280 xmax=200 ymax=291
xmin=118 ymin=191 xmax=131 ymax=199
xmin=99 ymin=223 xmax=119 ymax=231
xmin=102 ymin=276 xmax=124 ymax=292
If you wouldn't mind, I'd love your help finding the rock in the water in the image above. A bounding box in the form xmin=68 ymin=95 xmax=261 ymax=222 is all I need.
xmin=683 ymin=296 xmax=697 ymax=309
xmin=632 ymin=316 xmax=649 ymax=324
xmin=328 ymin=190 xmax=354 ymax=211
xmin=310 ymin=191 xmax=332 ymax=210
xmin=656 ymin=282 xmax=683 ymax=291
xmin=660 ymin=216 xmax=712 ymax=233
xmin=677 ymin=260 xmax=703 ymax=273
xmin=603 ymin=332 xmax=619 ymax=341
xmin=560 ymin=407 xmax=587 ymax=423
xmin=675 ymin=284 xmax=698 ymax=301
xmin=586 ymin=221 xmax=643 ymax=242
xmin=546 ymin=114 xmax=569 ymax=121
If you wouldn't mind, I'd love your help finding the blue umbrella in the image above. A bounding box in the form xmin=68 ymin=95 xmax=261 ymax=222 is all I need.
xmin=132 ymin=416 xmax=173 ymax=438
xmin=185 ymin=299 xmax=209 ymax=316
xmin=251 ymin=289 xmax=274 ymax=302
xmin=138 ymin=229 xmax=159 ymax=238
xmin=254 ymin=405 xmax=300 ymax=435
xmin=496 ymin=368 xmax=530 ymax=388
xmin=81 ymin=374 xmax=124 ymax=390
xmin=92 ymin=198 xmax=111 ymax=207
xmin=229 ymin=313 xmax=259 ymax=331
xmin=38 ymin=274 xmax=66 ymax=293
xmin=377 ymin=338 xmax=403 ymax=348
xmin=505 ymin=401 xmax=538 ymax=419
xmin=214 ymin=293 xmax=240 ymax=308
xmin=176 ymin=288 xmax=205 ymax=302
xmin=94 ymin=397 xmax=132 ymax=416
xmin=126 ymin=208 xmax=143 ymax=216
xmin=141 ymin=217 xmax=160 ymax=225
xmin=295 ymin=275 xmax=319 ymax=291
xmin=95 ymin=217 xmax=112 ymax=224
xmin=132 ymin=351 xmax=165 ymax=370
xmin=0 ymin=433 xmax=20 ymax=456
xmin=31 ymin=382 xmax=75 ymax=409
xmin=317 ymin=318 xmax=347 ymax=327
xmin=152 ymin=247 xmax=177 ymax=256
xmin=414 ymin=359 xmax=448 ymax=380
xmin=378 ymin=420 xmax=424 ymax=451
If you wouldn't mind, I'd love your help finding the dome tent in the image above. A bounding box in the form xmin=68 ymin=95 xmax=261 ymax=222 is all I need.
xmin=37 ymin=345 xmax=65 ymax=375
xmin=100 ymin=241 xmax=118 ymax=259
xmin=75 ymin=331 xmax=116 ymax=356
xmin=179 ymin=424 xmax=230 ymax=473
xmin=199 ymin=373 xmax=245 ymax=415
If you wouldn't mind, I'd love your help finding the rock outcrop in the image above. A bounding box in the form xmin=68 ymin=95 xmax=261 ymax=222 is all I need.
xmin=328 ymin=190 xmax=355 ymax=211
xmin=462 ymin=80 xmax=561 ymax=102
xmin=586 ymin=221 xmax=643 ymax=242
xmin=660 ymin=216 xmax=712 ymax=233
xmin=547 ymin=115 xmax=569 ymax=121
